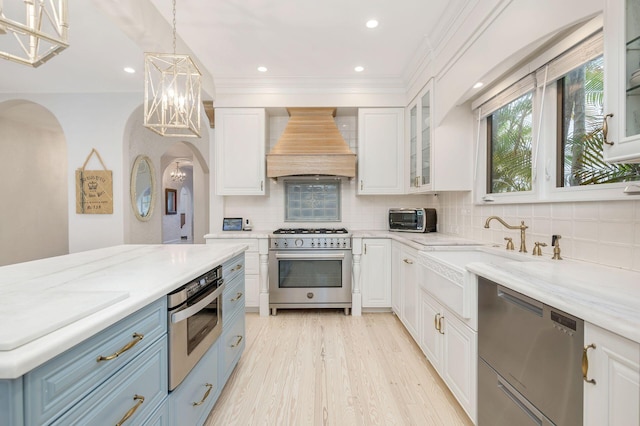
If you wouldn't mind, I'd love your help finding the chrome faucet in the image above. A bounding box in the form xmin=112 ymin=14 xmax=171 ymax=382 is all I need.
xmin=484 ymin=216 xmax=528 ymax=253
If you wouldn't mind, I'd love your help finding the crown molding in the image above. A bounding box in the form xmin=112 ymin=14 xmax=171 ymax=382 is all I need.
xmin=214 ymin=76 xmax=406 ymax=95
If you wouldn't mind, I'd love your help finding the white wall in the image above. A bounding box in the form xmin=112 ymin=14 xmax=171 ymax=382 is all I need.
xmin=0 ymin=100 xmax=68 ymax=265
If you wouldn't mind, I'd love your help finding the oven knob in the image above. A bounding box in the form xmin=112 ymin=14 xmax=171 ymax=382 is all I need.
xmin=330 ymin=241 xmax=334 ymax=246
xmin=295 ymin=238 xmax=303 ymax=247
xmin=307 ymin=292 xmax=314 ymax=299
xmin=283 ymin=241 xmax=288 ymax=247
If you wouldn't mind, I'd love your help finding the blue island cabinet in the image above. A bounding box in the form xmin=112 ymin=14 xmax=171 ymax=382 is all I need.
xmin=168 ymin=252 xmax=246 ymax=426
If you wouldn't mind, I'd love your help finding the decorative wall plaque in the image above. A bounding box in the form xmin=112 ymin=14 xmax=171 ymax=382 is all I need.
xmin=75 ymin=148 xmax=113 ymax=214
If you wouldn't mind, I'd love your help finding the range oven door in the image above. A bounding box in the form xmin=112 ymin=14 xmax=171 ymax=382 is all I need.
xmin=168 ymin=283 xmax=224 ymax=391
xmin=268 ymin=251 xmax=352 ymax=306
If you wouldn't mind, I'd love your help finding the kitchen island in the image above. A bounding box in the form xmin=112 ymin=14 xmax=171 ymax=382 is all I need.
xmin=0 ymin=243 xmax=248 ymax=425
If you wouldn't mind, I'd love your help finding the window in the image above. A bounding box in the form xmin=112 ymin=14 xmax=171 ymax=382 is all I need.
xmin=558 ymin=56 xmax=640 ymax=187
xmin=284 ymin=179 xmax=341 ymax=221
xmin=487 ymin=92 xmax=533 ymax=193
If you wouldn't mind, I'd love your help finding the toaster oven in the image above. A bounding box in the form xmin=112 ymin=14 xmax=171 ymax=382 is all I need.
xmin=388 ymin=208 xmax=437 ymax=233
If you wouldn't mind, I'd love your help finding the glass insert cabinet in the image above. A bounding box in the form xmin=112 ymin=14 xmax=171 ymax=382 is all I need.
xmin=407 ymin=79 xmax=434 ymax=192
xmin=604 ymin=0 xmax=640 ymax=162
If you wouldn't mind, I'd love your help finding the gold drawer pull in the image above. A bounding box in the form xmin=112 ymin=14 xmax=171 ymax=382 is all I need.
xmin=403 ymin=258 xmax=413 ymax=264
xmin=582 ymin=343 xmax=596 ymax=384
xmin=230 ymin=292 xmax=243 ymax=302
xmin=603 ymin=113 xmax=614 ymax=145
xmin=192 ymin=383 xmax=213 ymax=406
xmin=97 ymin=333 xmax=144 ymax=362
xmin=231 ymin=335 xmax=243 ymax=348
xmin=438 ymin=316 xmax=444 ymax=335
xmin=116 ymin=394 xmax=144 ymax=425
xmin=434 ymin=313 xmax=440 ymax=331
xmin=231 ymin=264 xmax=243 ymax=272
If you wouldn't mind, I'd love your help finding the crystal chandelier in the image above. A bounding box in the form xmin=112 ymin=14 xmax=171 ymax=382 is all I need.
xmin=170 ymin=161 xmax=186 ymax=182
xmin=0 ymin=0 xmax=69 ymax=67
xmin=144 ymin=0 xmax=201 ymax=137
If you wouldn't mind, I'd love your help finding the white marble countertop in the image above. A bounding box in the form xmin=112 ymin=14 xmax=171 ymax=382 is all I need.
xmin=351 ymin=230 xmax=482 ymax=250
xmin=0 ymin=243 xmax=248 ymax=379
xmin=204 ymin=231 xmax=271 ymax=239
xmin=464 ymin=254 xmax=640 ymax=344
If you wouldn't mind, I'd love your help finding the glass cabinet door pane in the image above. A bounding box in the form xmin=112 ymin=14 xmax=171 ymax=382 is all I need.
xmin=410 ymin=105 xmax=418 ymax=187
xmin=626 ymin=0 xmax=640 ymax=138
xmin=421 ymin=90 xmax=431 ymax=185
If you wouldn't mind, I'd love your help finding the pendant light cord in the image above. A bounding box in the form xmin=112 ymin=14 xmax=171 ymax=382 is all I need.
xmin=172 ymin=0 xmax=177 ymax=56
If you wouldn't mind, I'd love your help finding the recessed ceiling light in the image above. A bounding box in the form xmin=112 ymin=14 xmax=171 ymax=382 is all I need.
xmin=257 ymin=66 xmax=268 ymax=72
xmin=473 ymin=82 xmax=484 ymax=89
xmin=366 ymin=19 xmax=379 ymax=29
xmin=123 ymin=67 xmax=135 ymax=74
xmin=354 ymin=66 xmax=364 ymax=72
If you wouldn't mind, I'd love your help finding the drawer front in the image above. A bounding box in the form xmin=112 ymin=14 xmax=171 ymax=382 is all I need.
xmin=25 ymin=298 xmax=167 ymax=426
xmin=142 ymin=399 xmax=170 ymax=426
xmin=223 ymin=275 xmax=245 ymax=323
xmin=220 ymin=312 xmax=245 ymax=384
xmin=222 ymin=254 xmax=245 ymax=285
xmin=52 ymin=336 xmax=168 ymax=426
xmin=0 ymin=379 xmax=23 ymax=426
xmin=169 ymin=341 xmax=220 ymax=426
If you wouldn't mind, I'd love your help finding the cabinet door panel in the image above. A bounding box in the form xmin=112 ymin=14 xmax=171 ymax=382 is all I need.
xmin=419 ymin=289 xmax=442 ymax=372
xmin=442 ymin=312 xmax=476 ymax=420
xmin=358 ymin=109 xmax=404 ymax=194
xmin=361 ymin=239 xmax=391 ymax=307
xmin=401 ymin=248 xmax=419 ymax=339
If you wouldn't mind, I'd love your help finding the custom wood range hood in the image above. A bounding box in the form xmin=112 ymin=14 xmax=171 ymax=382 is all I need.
xmin=266 ymin=107 xmax=356 ymax=178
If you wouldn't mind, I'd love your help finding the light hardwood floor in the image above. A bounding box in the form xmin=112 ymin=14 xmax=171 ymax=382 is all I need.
xmin=205 ymin=310 xmax=473 ymax=426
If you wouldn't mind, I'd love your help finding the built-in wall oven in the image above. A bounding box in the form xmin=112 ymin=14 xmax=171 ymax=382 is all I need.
xmin=167 ymin=265 xmax=224 ymax=391
xmin=478 ymin=276 xmax=583 ymax=426
xmin=269 ymin=228 xmax=352 ymax=315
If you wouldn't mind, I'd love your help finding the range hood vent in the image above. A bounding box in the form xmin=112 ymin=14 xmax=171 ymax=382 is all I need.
xmin=266 ymin=107 xmax=356 ymax=178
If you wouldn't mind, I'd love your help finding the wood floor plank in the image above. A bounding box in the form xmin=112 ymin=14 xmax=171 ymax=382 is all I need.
xmin=205 ymin=311 xmax=473 ymax=426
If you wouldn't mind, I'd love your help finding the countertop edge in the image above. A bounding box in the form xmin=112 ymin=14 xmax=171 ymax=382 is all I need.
xmin=0 ymin=243 xmax=249 ymax=379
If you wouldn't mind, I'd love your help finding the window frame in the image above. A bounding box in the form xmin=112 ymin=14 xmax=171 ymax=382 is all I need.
xmin=473 ymin=19 xmax=636 ymax=205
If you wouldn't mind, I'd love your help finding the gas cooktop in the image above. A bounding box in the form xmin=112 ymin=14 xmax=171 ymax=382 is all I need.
xmin=273 ymin=228 xmax=348 ymax=235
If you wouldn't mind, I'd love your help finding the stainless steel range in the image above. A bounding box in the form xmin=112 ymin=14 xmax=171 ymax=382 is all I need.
xmin=269 ymin=228 xmax=352 ymax=315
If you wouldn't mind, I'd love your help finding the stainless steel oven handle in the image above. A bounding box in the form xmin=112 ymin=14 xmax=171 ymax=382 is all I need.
xmin=170 ymin=284 xmax=225 ymax=324
xmin=274 ymin=252 xmax=346 ymax=260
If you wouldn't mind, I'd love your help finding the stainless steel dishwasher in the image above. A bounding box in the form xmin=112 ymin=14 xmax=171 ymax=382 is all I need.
xmin=478 ymin=276 xmax=583 ymax=426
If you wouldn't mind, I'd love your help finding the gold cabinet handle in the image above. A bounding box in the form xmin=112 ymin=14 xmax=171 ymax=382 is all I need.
xmin=116 ymin=394 xmax=144 ymax=425
xmin=364 ymin=244 xmax=367 ymax=255
xmin=192 ymin=383 xmax=213 ymax=406
xmin=260 ymin=180 xmax=264 ymax=191
xmin=582 ymin=343 xmax=596 ymax=384
xmin=231 ymin=335 xmax=243 ymax=348
xmin=603 ymin=113 xmax=614 ymax=145
xmin=230 ymin=292 xmax=243 ymax=302
xmin=360 ymin=180 xmax=363 ymax=190
xmin=438 ymin=316 xmax=444 ymax=334
xmin=434 ymin=313 xmax=440 ymax=331
xmin=231 ymin=264 xmax=243 ymax=272
xmin=97 ymin=333 xmax=144 ymax=362
xmin=403 ymin=258 xmax=413 ymax=264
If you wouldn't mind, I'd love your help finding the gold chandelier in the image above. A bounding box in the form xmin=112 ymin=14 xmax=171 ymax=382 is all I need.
xmin=144 ymin=0 xmax=201 ymax=138
xmin=0 ymin=0 xmax=69 ymax=67
xmin=170 ymin=161 xmax=186 ymax=182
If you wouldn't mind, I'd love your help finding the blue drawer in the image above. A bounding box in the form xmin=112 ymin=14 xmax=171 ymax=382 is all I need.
xmin=51 ymin=336 xmax=168 ymax=425
xmin=142 ymin=398 xmax=169 ymax=426
xmin=222 ymin=254 xmax=245 ymax=285
xmin=25 ymin=298 xmax=167 ymax=426
xmin=222 ymin=274 xmax=245 ymax=324
xmin=219 ymin=311 xmax=245 ymax=386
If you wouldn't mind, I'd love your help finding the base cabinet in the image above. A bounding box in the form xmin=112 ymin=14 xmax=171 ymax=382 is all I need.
xmin=391 ymin=242 xmax=402 ymax=315
xmin=419 ymin=287 xmax=477 ymax=422
xmin=360 ymin=239 xmax=392 ymax=308
xmin=399 ymin=245 xmax=420 ymax=340
xmin=584 ymin=323 xmax=640 ymax=426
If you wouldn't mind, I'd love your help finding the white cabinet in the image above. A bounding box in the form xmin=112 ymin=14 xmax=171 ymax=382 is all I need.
xmin=391 ymin=241 xmax=402 ymax=315
xmin=399 ymin=245 xmax=420 ymax=340
xmin=419 ymin=287 xmax=477 ymax=423
xmin=603 ymin=0 xmax=640 ymax=162
xmin=360 ymin=239 xmax=391 ymax=308
xmin=407 ymin=81 xmax=434 ymax=193
xmin=357 ymin=108 xmax=405 ymax=194
xmin=215 ymin=108 xmax=266 ymax=195
xmin=584 ymin=323 xmax=640 ymax=426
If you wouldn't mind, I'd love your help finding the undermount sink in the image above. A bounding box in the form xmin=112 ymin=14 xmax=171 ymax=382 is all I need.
xmin=423 ymin=247 xmax=533 ymax=269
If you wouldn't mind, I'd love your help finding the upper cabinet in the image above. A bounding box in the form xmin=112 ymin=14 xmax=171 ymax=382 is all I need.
xmin=357 ymin=108 xmax=405 ymax=194
xmin=407 ymin=81 xmax=434 ymax=193
xmin=215 ymin=108 xmax=266 ymax=195
xmin=604 ymin=0 xmax=640 ymax=162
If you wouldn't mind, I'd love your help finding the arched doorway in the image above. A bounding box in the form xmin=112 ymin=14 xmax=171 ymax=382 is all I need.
xmin=0 ymin=100 xmax=68 ymax=265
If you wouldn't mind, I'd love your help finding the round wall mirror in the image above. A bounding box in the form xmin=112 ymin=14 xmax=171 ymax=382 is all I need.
xmin=130 ymin=155 xmax=156 ymax=221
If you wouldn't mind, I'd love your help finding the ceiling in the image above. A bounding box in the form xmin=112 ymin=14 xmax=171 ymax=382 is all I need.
xmin=0 ymin=0 xmax=470 ymax=96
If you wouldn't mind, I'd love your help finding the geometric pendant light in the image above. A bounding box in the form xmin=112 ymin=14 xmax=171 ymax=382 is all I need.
xmin=144 ymin=0 xmax=201 ymax=138
xmin=0 ymin=0 xmax=69 ymax=67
